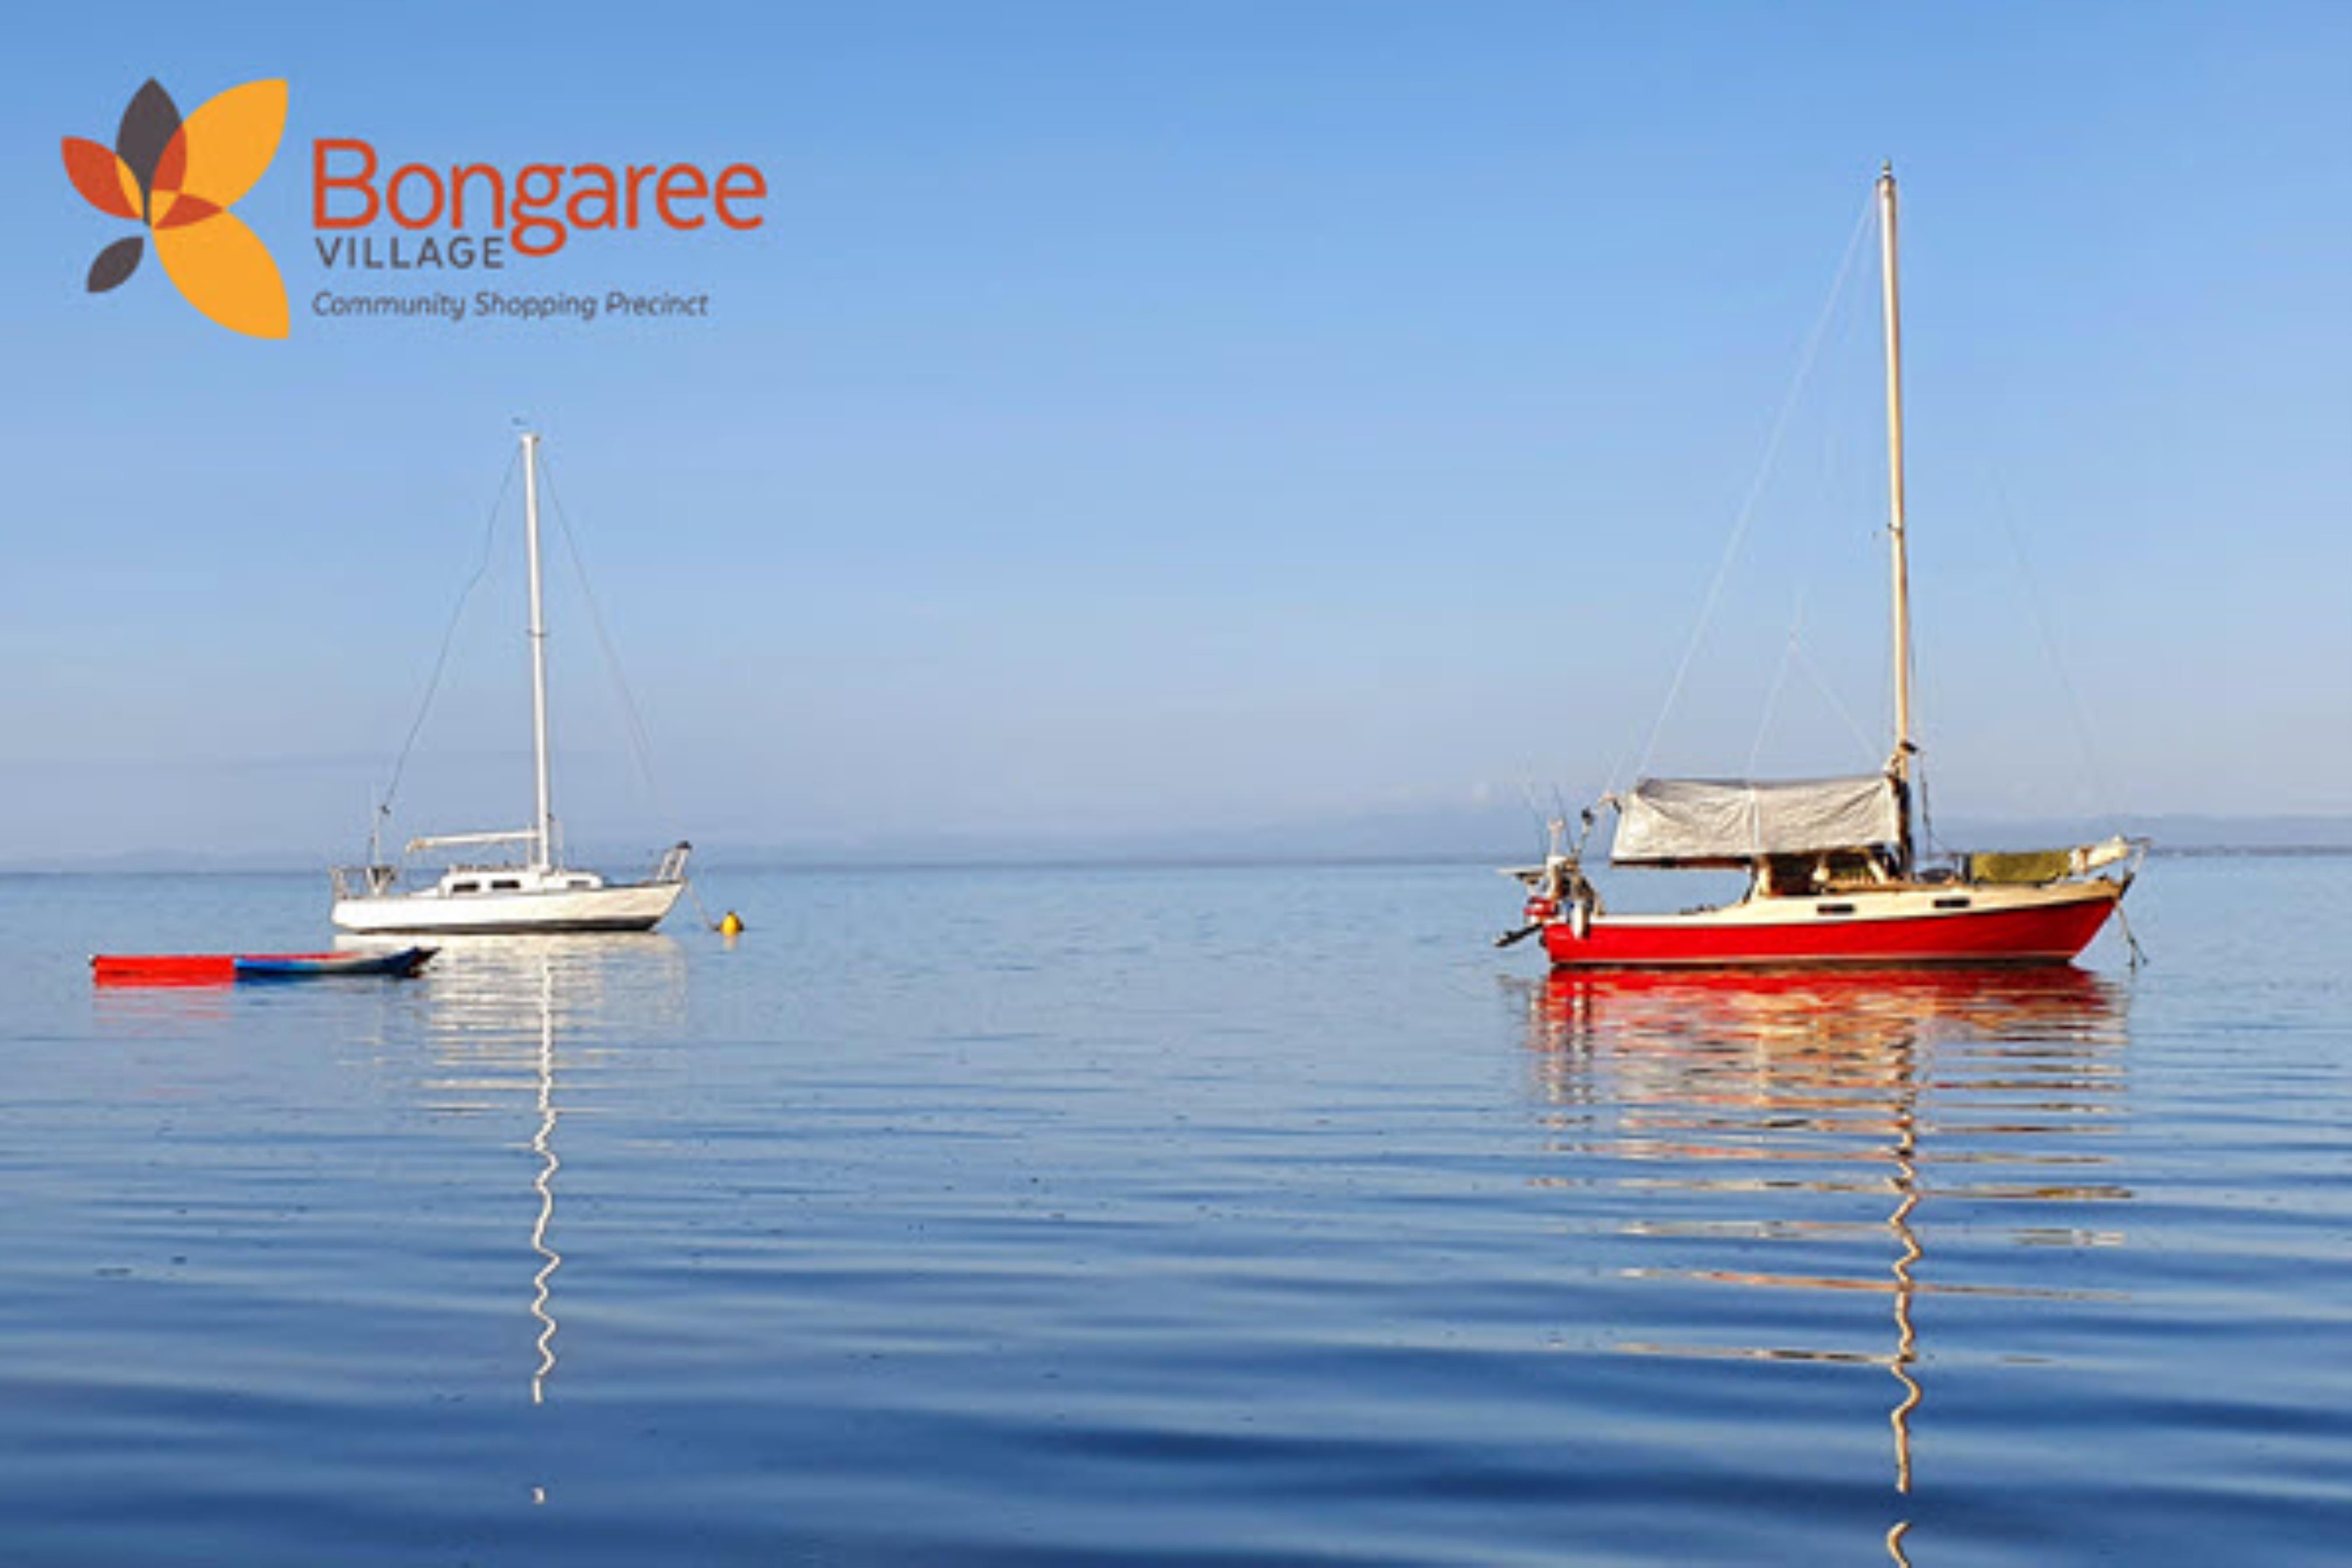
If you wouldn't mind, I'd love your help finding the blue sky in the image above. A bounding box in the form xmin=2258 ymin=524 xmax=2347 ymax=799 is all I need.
xmin=2 ymin=2 xmax=2347 ymax=862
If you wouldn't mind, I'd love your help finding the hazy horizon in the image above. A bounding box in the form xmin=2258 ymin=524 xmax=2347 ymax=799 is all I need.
xmin=10 ymin=803 xmax=2349 ymax=876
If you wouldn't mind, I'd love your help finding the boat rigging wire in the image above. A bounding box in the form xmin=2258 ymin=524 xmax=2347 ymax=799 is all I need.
xmin=1622 ymin=184 xmax=1877 ymax=790
xmin=372 ymin=447 xmax=522 ymax=850
xmin=537 ymin=453 xmax=726 ymax=932
xmin=536 ymin=459 xmax=665 ymax=818
xmin=1745 ymin=592 xmax=1897 ymax=806
xmin=1989 ymin=477 xmax=2123 ymax=830
xmin=1984 ymin=480 xmax=2143 ymax=963
xmin=1519 ymin=781 xmax=1552 ymax=843
xmin=1745 ymin=595 xmax=1807 ymax=776
xmin=1793 ymin=636 xmax=1885 ymax=766
xmin=1916 ymin=765 xmax=1940 ymax=862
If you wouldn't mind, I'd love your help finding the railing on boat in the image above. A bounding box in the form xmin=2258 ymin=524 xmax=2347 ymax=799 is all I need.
xmin=330 ymin=864 xmax=402 ymax=899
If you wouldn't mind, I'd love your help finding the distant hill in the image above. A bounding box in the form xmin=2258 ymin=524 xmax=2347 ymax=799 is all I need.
xmin=1932 ymin=814 xmax=2352 ymax=856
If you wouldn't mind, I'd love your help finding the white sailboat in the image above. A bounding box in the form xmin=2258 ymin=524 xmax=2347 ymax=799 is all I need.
xmin=332 ymin=430 xmax=690 ymax=935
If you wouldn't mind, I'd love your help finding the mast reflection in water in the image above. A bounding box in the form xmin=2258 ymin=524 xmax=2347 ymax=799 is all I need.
xmin=403 ymin=934 xmax=689 ymax=1404
xmin=1518 ymin=968 xmax=2130 ymax=1564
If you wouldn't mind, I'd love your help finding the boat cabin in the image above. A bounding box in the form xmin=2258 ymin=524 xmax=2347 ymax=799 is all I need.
xmin=435 ymin=865 xmax=607 ymax=898
xmin=1755 ymin=848 xmax=1906 ymax=897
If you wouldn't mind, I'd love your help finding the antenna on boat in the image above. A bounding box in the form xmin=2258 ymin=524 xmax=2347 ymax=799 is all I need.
xmin=1878 ymin=160 xmax=1918 ymax=873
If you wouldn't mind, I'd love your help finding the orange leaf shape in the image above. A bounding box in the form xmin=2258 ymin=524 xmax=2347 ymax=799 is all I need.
xmin=62 ymin=137 xmax=138 ymax=219
xmin=156 ymin=210 xmax=289 ymax=339
xmin=170 ymin=79 xmax=287 ymax=211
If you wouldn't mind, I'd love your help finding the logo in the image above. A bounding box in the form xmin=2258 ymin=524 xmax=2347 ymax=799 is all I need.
xmin=62 ymin=78 xmax=290 ymax=339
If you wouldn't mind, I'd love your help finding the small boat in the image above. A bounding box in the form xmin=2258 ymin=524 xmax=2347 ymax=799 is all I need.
xmin=1502 ymin=166 xmax=2144 ymax=970
xmin=330 ymin=430 xmax=691 ymax=936
xmin=233 ymin=947 xmax=437 ymax=979
xmin=91 ymin=947 xmax=436 ymax=985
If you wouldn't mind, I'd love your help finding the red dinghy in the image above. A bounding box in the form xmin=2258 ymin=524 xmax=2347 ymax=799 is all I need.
xmin=91 ymin=947 xmax=436 ymax=986
xmin=1499 ymin=167 xmax=2144 ymax=970
xmin=91 ymin=954 xmax=237 ymax=986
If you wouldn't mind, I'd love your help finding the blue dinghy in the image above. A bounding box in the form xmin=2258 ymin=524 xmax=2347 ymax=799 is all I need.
xmin=232 ymin=947 xmax=436 ymax=980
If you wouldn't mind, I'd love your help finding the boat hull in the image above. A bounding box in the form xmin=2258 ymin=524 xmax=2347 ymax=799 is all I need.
xmin=332 ymin=879 xmax=684 ymax=935
xmin=1541 ymin=879 xmax=2123 ymax=969
xmin=90 ymin=954 xmax=237 ymax=985
xmin=236 ymin=947 xmax=436 ymax=979
xmin=92 ymin=947 xmax=436 ymax=985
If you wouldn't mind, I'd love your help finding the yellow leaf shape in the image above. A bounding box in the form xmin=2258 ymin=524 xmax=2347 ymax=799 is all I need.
xmin=156 ymin=211 xmax=289 ymax=339
xmin=171 ymin=79 xmax=287 ymax=210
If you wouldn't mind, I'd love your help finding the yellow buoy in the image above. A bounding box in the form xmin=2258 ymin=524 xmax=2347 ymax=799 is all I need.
xmin=718 ymin=911 xmax=744 ymax=937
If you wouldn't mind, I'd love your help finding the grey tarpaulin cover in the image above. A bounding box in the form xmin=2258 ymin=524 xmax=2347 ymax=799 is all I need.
xmin=1612 ymin=775 xmax=1902 ymax=864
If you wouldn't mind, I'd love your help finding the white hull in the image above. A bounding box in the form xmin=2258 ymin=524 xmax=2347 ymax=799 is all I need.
xmin=333 ymin=878 xmax=684 ymax=935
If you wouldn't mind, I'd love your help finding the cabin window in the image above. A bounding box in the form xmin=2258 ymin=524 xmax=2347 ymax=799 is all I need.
xmin=451 ymin=881 xmax=480 ymax=894
xmin=1815 ymin=902 xmax=1857 ymax=916
xmin=491 ymin=878 xmax=522 ymax=891
xmin=1933 ymin=895 xmax=1972 ymax=909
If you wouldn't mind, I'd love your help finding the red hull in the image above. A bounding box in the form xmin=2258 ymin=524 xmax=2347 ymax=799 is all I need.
xmin=1541 ymin=890 xmax=2119 ymax=969
xmin=91 ymin=954 xmax=238 ymax=986
xmin=90 ymin=950 xmax=433 ymax=986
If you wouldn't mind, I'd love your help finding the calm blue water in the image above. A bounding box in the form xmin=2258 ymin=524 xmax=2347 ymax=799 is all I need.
xmin=3 ymin=858 xmax=2347 ymax=1564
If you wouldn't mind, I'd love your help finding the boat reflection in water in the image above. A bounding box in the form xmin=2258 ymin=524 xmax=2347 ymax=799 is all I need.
xmin=359 ymin=933 xmax=688 ymax=1404
xmin=1518 ymin=967 xmax=2130 ymax=1565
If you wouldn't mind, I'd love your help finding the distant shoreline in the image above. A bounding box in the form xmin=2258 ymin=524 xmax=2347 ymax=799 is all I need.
xmin=8 ymin=841 xmax=2350 ymax=877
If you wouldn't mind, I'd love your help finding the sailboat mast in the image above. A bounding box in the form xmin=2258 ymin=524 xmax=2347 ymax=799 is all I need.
xmin=522 ymin=430 xmax=555 ymax=870
xmin=1877 ymin=163 xmax=1916 ymax=868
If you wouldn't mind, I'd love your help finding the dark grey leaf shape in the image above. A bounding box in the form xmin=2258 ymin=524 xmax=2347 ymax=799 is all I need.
xmin=114 ymin=78 xmax=181 ymax=208
xmin=86 ymin=235 xmax=143 ymax=293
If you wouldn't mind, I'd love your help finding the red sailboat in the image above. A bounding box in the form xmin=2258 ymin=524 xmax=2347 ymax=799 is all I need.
xmin=1504 ymin=166 xmax=2143 ymax=969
